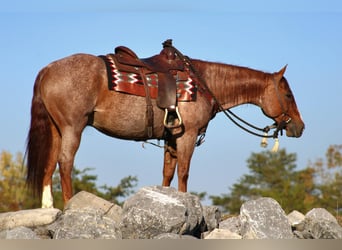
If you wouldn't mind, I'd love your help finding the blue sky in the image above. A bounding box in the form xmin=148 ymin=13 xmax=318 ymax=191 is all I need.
xmin=1 ymin=0 xmax=341 ymax=200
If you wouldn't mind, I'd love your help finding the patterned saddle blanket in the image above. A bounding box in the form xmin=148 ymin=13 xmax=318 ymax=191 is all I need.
xmin=99 ymin=44 xmax=198 ymax=106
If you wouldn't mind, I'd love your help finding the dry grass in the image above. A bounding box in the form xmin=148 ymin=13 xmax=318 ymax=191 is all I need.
xmin=337 ymin=215 xmax=342 ymax=226
xmin=220 ymin=214 xmax=238 ymax=221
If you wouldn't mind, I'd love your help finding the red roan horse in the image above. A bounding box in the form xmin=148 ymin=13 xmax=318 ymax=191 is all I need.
xmin=26 ymin=43 xmax=304 ymax=208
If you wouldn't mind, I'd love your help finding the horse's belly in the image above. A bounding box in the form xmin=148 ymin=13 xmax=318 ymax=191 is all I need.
xmin=92 ymin=109 xmax=164 ymax=140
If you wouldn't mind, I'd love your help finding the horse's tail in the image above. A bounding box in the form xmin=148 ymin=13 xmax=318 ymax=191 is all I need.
xmin=26 ymin=68 xmax=52 ymax=199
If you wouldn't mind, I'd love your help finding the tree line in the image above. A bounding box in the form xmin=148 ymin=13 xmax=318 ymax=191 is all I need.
xmin=0 ymin=151 xmax=137 ymax=210
xmin=0 ymin=145 xmax=341 ymax=219
xmin=209 ymin=144 xmax=342 ymax=224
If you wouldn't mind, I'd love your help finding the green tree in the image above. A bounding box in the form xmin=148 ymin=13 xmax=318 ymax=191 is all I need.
xmin=51 ymin=168 xmax=138 ymax=209
xmin=0 ymin=150 xmax=138 ymax=211
xmin=100 ymin=175 xmax=138 ymax=205
xmin=190 ymin=191 xmax=207 ymax=202
xmin=0 ymin=151 xmax=39 ymax=211
xmin=309 ymin=145 xmax=342 ymax=217
xmin=210 ymin=149 xmax=317 ymax=214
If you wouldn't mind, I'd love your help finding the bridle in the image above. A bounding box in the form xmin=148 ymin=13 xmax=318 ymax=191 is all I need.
xmin=198 ymin=75 xmax=292 ymax=143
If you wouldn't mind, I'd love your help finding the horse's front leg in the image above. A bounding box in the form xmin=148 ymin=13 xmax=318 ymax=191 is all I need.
xmin=176 ymin=131 xmax=197 ymax=192
xmin=162 ymin=138 xmax=177 ymax=187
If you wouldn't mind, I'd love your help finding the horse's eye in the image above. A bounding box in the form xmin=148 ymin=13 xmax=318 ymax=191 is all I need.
xmin=285 ymin=93 xmax=293 ymax=99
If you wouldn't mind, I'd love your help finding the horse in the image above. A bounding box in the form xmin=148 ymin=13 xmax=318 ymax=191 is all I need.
xmin=26 ymin=47 xmax=304 ymax=208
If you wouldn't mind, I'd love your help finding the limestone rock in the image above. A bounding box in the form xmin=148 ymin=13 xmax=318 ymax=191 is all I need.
xmin=305 ymin=208 xmax=338 ymax=224
xmin=50 ymin=209 xmax=122 ymax=239
xmin=293 ymin=208 xmax=342 ymax=239
xmin=287 ymin=210 xmax=305 ymax=227
xmin=240 ymin=197 xmax=294 ymax=239
xmin=219 ymin=215 xmax=241 ymax=235
xmin=120 ymin=186 xmax=203 ymax=239
xmin=0 ymin=226 xmax=40 ymax=239
xmin=202 ymin=206 xmax=221 ymax=231
xmin=204 ymin=228 xmax=242 ymax=239
xmin=153 ymin=233 xmax=198 ymax=239
xmin=65 ymin=191 xmax=122 ymax=224
xmin=0 ymin=208 xmax=61 ymax=231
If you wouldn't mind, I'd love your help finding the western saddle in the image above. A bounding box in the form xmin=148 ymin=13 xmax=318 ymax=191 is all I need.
xmin=110 ymin=39 xmax=191 ymax=137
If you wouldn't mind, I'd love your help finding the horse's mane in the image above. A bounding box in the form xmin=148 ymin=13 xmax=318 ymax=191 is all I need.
xmin=191 ymin=59 xmax=270 ymax=105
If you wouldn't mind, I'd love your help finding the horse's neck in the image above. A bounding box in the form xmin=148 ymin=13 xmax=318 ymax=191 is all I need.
xmin=192 ymin=59 xmax=270 ymax=109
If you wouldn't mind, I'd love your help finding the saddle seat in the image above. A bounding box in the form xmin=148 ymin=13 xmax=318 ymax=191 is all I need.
xmin=114 ymin=44 xmax=185 ymax=74
xmin=112 ymin=40 xmax=188 ymax=120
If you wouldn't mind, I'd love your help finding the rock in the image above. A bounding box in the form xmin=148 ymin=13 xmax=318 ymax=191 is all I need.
xmin=305 ymin=208 xmax=338 ymax=224
xmin=50 ymin=209 xmax=122 ymax=239
xmin=293 ymin=208 xmax=342 ymax=239
xmin=309 ymin=219 xmax=342 ymax=239
xmin=294 ymin=218 xmax=342 ymax=239
xmin=32 ymin=226 xmax=54 ymax=239
xmin=65 ymin=191 xmax=122 ymax=224
xmin=0 ymin=208 xmax=61 ymax=231
xmin=1 ymin=187 xmax=340 ymax=240
xmin=219 ymin=215 xmax=241 ymax=235
xmin=46 ymin=191 xmax=123 ymax=239
xmin=287 ymin=210 xmax=305 ymax=227
xmin=240 ymin=197 xmax=294 ymax=239
xmin=204 ymin=228 xmax=242 ymax=239
xmin=120 ymin=186 xmax=203 ymax=239
xmin=202 ymin=206 xmax=221 ymax=231
xmin=153 ymin=233 xmax=198 ymax=239
xmin=0 ymin=226 xmax=40 ymax=239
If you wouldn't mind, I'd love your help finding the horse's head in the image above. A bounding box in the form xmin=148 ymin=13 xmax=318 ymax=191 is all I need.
xmin=262 ymin=66 xmax=305 ymax=138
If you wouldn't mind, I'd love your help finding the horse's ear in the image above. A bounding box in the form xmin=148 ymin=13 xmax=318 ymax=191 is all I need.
xmin=274 ymin=64 xmax=287 ymax=81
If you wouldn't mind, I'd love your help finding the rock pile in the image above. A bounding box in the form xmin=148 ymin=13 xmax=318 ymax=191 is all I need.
xmin=0 ymin=186 xmax=341 ymax=239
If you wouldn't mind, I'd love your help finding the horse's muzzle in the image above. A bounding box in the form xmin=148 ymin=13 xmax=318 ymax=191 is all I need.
xmin=286 ymin=121 xmax=305 ymax=138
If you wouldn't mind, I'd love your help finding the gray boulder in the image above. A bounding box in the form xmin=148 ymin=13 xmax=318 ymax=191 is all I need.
xmin=204 ymin=228 xmax=242 ymax=239
xmin=305 ymin=208 xmax=338 ymax=224
xmin=202 ymin=206 xmax=221 ymax=231
xmin=219 ymin=215 xmax=241 ymax=235
xmin=293 ymin=208 xmax=342 ymax=239
xmin=0 ymin=208 xmax=61 ymax=231
xmin=50 ymin=209 xmax=122 ymax=239
xmin=48 ymin=191 xmax=122 ymax=239
xmin=153 ymin=233 xmax=198 ymax=239
xmin=0 ymin=226 xmax=40 ymax=239
xmin=287 ymin=210 xmax=305 ymax=227
xmin=120 ymin=186 xmax=203 ymax=239
xmin=240 ymin=197 xmax=294 ymax=239
xmin=308 ymin=219 xmax=342 ymax=239
xmin=64 ymin=191 xmax=122 ymax=225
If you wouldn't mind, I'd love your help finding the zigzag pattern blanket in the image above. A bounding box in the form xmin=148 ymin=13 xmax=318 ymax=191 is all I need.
xmin=100 ymin=54 xmax=197 ymax=102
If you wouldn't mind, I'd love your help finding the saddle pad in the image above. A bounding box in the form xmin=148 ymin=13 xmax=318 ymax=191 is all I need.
xmin=100 ymin=54 xmax=197 ymax=102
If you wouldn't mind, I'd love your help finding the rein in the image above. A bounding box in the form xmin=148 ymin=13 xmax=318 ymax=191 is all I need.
xmin=164 ymin=40 xmax=289 ymax=150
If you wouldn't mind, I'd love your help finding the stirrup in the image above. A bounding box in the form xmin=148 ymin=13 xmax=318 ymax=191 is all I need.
xmin=163 ymin=106 xmax=183 ymax=129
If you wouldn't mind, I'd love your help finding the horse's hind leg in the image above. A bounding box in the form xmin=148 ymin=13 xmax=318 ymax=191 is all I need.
xmin=162 ymin=139 xmax=177 ymax=186
xmin=58 ymin=127 xmax=83 ymax=204
xmin=41 ymin=123 xmax=61 ymax=208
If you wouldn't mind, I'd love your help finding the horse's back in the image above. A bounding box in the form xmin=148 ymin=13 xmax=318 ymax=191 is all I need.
xmin=40 ymin=53 xmax=105 ymax=95
xmin=45 ymin=53 xmax=105 ymax=78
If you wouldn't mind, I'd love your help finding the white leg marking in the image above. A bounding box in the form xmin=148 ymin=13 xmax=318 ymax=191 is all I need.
xmin=41 ymin=185 xmax=54 ymax=208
